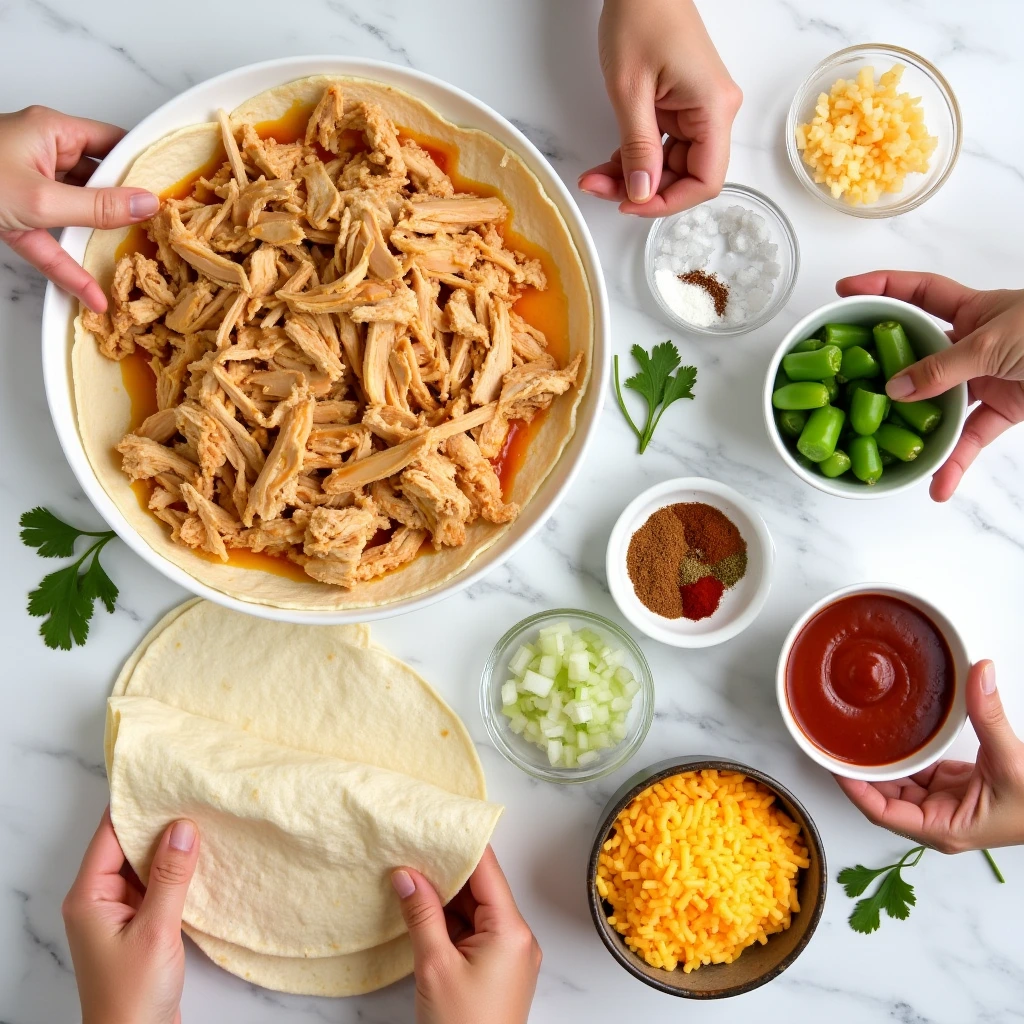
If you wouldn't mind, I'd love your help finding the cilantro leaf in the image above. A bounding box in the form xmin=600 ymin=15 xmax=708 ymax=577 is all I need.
xmin=80 ymin=549 xmax=119 ymax=614
xmin=848 ymin=894 xmax=883 ymax=935
xmin=19 ymin=507 xmax=85 ymax=558
xmin=20 ymin=508 xmax=118 ymax=650
xmin=614 ymin=341 xmax=697 ymax=453
xmin=838 ymin=863 xmax=889 ymax=898
xmin=28 ymin=562 xmax=95 ymax=651
xmin=877 ymin=867 xmax=916 ymax=921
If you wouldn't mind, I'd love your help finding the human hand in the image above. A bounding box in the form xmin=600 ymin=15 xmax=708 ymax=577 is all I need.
xmin=835 ymin=661 xmax=1024 ymax=854
xmin=578 ymin=0 xmax=741 ymax=216
xmin=0 ymin=106 xmax=159 ymax=312
xmin=836 ymin=270 xmax=1024 ymax=501
xmin=392 ymin=846 xmax=541 ymax=1024
xmin=62 ymin=808 xmax=200 ymax=1024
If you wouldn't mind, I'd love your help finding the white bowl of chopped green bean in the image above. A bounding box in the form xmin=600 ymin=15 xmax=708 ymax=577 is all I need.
xmin=763 ymin=296 xmax=968 ymax=498
xmin=480 ymin=609 xmax=655 ymax=784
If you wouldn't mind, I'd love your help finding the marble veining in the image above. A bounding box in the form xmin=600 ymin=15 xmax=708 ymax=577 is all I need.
xmin=2 ymin=2 xmax=1024 ymax=1022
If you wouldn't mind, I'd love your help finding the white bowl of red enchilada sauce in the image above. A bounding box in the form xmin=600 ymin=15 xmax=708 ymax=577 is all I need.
xmin=776 ymin=584 xmax=969 ymax=783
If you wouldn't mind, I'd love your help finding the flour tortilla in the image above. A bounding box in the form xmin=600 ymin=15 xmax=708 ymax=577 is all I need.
xmin=105 ymin=599 xmax=486 ymax=994
xmin=104 ymin=600 xmax=482 ymax=798
xmin=108 ymin=696 xmax=501 ymax=958
xmin=72 ymin=74 xmax=594 ymax=611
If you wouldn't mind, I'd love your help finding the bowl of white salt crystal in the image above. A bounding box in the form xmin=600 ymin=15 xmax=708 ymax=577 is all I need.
xmin=644 ymin=183 xmax=799 ymax=336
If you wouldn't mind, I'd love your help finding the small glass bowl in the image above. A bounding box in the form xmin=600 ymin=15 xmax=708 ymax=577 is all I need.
xmin=786 ymin=44 xmax=962 ymax=218
xmin=479 ymin=609 xmax=654 ymax=784
xmin=644 ymin=183 xmax=799 ymax=337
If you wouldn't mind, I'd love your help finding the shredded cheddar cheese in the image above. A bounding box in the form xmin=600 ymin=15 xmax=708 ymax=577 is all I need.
xmin=795 ymin=64 xmax=938 ymax=205
xmin=596 ymin=770 xmax=809 ymax=973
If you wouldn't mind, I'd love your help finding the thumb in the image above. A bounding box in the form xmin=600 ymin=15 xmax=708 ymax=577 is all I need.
xmin=22 ymin=180 xmax=159 ymax=231
xmin=967 ymin=661 xmax=1023 ymax=775
xmin=885 ymin=330 xmax=989 ymax=402
xmin=135 ymin=820 xmax=200 ymax=930
xmin=607 ymin=78 xmax=662 ymax=204
xmin=392 ymin=868 xmax=453 ymax=968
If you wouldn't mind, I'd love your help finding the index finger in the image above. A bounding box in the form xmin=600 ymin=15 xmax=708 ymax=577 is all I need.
xmin=618 ymin=134 xmax=729 ymax=217
xmin=466 ymin=846 xmax=525 ymax=932
xmin=69 ymin=808 xmax=126 ymax=893
xmin=833 ymin=775 xmax=927 ymax=836
xmin=57 ymin=113 xmax=127 ymax=162
xmin=835 ymin=270 xmax=975 ymax=325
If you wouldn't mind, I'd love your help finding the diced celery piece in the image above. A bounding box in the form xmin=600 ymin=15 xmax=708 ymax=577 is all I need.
xmin=577 ymin=729 xmax=589 ymax=751
xmin=591 ymin=732 xmax=612 ymax=750
xmin=568 ymin=700 xmax=593 ymax=725
xmin=587 ymin=671 xmax=603 ymax=687
xmin=501 ymin=680 xmax=518 ymax=706
xmin=520 ymin=669 xmax=554 ymax=698
xmin=508 ymin=645 xmax=534 ymax=678
xmin=592 ymin=703 xmax=610 ymax=726
xmin=574 ymin=685 xmax=590 ymax=702
xmin=611 ymin=720 xmax=627 ymax=741
xmin=610 ymin=696 xmax=630 ymax=712
xmin=538 ymin=654 xmax=559 ymax=679
xmin=528 ymin=655 xmax=542 ymax=672
xmin=533 ymin=696 xmax=550 ymax=711
xmin=614 ymin=667 xmax=634 ymax=686
xmin=542 ymin=719 xmax=565 ymax=738
xmin=562 ymin=745 xmax=577 ymax=767
xmin=547 ymin=739 xmax=563 ymax=766
xmin=625 ymin=679 xmax=640 ymax=697
xmin=567 ymin=651 xmax=590 ymax=682
xmin=577 ymin=750 xmax=600 ymax=766
xmin=538 ymin=633 xmax=559 ymax=656
xmin=570 ymin=637 xmax=587 ymax=653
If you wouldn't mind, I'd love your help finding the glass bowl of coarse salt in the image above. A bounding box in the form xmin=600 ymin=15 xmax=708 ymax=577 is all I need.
xmin=644 ymin=183 xmax=799 ymax=336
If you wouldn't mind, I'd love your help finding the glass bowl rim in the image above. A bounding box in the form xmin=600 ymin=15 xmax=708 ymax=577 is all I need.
xmin=643 ymin=182 xmax=800 ymax=337
xmin=479 ymin=608 xmax=655 ymax=784
xmin=784 ymin=42 xmax=963 ymax=219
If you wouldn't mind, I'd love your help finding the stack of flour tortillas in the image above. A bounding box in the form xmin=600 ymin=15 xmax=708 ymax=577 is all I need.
xmin=104 ymin=599 xmax=500 ymax=996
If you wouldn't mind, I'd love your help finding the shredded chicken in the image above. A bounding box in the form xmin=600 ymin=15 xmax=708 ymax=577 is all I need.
xmin=86 ymin=82 xmax=582 ymax=588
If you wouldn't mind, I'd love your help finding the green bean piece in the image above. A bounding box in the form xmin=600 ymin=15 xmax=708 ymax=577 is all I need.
xmin=819 ymin=449 xmax=852 ymax=478
xmin=893 ymin=397 xmax=943 ymax=435
xmin=776 ymin=409 xmax=809 ymax=439
xmin=875 ymin=422 xmax=924 ymax=462
xmin=774 ymin=366 xmax=793 ymax=391
xmin=849 ymin=435 xmax=884 ymax=485
xmin=886 ymin=406 xmax=911 ymax=429
xmin=873 ymin=320 xmax=916 ymax=379
xmin=792 ymin=338 xmax=825 ymax=353
xmin=797 ymin=405 xmax=846 ymax=462
xmin=772 ymin=382 xmax=830 ymax=410
xmin=850 ymin=388 xmax=890 ymax=436
xmin=822 ymin=376 xmax=840 ymax=402
xmin=824 ymin=323 xmax=873 ymax=350
xmin=879 ymin=448 xmax=896 ymax=467
xmin=838 ymin=345 xmax=881 ymax=382
xmin=782 ymin=344 xmax=843 ymax=382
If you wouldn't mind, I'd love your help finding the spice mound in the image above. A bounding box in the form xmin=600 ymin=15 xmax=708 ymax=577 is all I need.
xmin=596 ymin=770 xmax=809 ymax=973
xmin=626 ymin=502 xmax=747 ymax=621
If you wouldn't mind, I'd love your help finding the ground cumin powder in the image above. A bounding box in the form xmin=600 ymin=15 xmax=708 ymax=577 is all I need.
xmin=626 ymin=507 xmax=689 ymax=618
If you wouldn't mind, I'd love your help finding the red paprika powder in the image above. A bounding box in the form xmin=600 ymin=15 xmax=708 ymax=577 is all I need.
xmin=679 ymin=575 xmax=725 ymax=621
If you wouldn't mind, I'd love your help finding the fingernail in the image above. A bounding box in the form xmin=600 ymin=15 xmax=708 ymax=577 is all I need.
xmin=981 ymin=662 xmax=997 ymax=695
xmin=129 ymin=192 xmax=159 ymax=218
xmin=885 ymin=373 xmax=915 ymax=400
xmin=391 ymin=869 xmax=415 ymax=899
xmin=579 ymin=186 xmax=599 ymax=197
xmin=169 ymin=820 xmax=195 ymax=852
xmin=627 ymin=170 xmax=650 ymax=203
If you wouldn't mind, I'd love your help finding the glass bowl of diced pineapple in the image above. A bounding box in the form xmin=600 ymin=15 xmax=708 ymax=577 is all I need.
xmin=480 ymin=609 xmax=655 ymax=784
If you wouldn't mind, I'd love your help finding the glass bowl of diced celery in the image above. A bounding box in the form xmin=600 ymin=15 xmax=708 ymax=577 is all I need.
xmin=480 ymin=609 xmax=655 ymax=784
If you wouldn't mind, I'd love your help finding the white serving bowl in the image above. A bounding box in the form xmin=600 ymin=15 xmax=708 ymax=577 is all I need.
xmin=40 ymin=56 xmax=609 ymax=624
xmin=776 ymin=583 xmax=969 ymax=783
xmin=763 ymin=295 xmax=968 ymax=499
xmin=606 ymin=478 xmax=774 ymax=649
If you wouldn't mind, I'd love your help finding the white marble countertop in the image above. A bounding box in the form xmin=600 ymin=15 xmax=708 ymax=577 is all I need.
xmin=3 ymin=1 xmax=1024 ymax=1021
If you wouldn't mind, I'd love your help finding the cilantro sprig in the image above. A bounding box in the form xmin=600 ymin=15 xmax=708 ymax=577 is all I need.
xmin=840 ymin=845 xmax=1005 ymax=934
xmin=20 ymin=508 xmax=119 ymax=650
xmin=613 ymin=341 xmax=697 ymax=453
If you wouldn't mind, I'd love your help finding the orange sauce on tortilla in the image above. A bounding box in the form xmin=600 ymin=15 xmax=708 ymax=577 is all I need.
xmin=114 ymin=102 xmax=574 ymax=581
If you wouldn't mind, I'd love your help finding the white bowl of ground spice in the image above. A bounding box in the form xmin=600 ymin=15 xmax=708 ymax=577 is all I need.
xmin=607 ymin=478 xmax=775 ymax=648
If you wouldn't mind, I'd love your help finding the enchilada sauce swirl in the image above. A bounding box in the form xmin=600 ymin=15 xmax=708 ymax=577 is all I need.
xmin=785 ymin=593 xmax=955 ymax=766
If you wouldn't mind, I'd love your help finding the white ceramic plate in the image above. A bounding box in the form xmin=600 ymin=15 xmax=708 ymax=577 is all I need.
xmin=40 ymin=56 xmax=609 ymax=624
xmin=775 ymin=583 xmax=969 ymax=783
xmin=606 ymin=478 xmax=774 ymax=648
